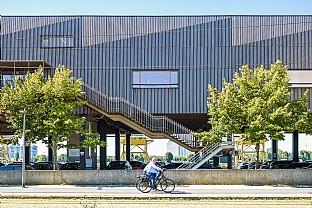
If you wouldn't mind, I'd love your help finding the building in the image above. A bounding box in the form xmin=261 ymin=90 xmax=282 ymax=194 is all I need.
xmin=1 ymin=16 xmax=312 ymax=168
xmin=8 ymin=145 xmax=38 ymax=161
xmin=167 ymin=140 xmax=191 ymax=157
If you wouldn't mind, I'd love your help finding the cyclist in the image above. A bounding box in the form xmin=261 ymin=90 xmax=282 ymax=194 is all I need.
xmin=143 ymin=157 xmax=163 ymax=190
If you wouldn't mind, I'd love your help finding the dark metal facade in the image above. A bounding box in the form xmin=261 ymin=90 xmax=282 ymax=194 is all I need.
xmin=1 ymin=16 xmax=312 ymax=114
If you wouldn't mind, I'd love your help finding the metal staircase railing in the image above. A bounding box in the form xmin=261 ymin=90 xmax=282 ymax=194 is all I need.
xmin=81 ymin=84 xmax=200 ymax=148
xmin=177 ymin=143 xmax=222 ymax=169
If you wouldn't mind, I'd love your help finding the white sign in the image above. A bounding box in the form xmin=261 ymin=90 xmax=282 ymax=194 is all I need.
xmin=68 ymin=149 xmax=80 ymax=157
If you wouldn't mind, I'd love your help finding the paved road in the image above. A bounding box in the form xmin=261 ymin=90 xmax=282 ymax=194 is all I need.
xmin=1 ymin=185 xmax=312 ymax=199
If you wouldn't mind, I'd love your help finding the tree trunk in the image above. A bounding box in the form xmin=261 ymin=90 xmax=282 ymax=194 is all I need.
xmin=52 ymin=140 xmax=58 ymax=170
xmin=255 ymin=143 xmax=260 ymax=170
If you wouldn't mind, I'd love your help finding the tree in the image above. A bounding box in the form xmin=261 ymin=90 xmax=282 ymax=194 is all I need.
xmin=165 ymin=152 xmax=174 ymax=163
xmin=187 ymin=153 xmax=194 ymax=160
xmin=58 ymin=153 xmax=67 ymax=163
xmin=32 ymin=154 xmax=48 ymax=162
xmin=0 ymin=66 xmax=105 ymax=170
xmin=195 ymin=61 xmax=311 ymax=166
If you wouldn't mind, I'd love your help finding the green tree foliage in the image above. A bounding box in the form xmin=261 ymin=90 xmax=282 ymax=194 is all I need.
xmin=300 ymin=150 xmax=311 ymax=161
xmin=195 ymin=61 xmax=311 ymax=164
xmin=165 ymin=152 xmax=174 ymax=163
xmin=0 ymin=66 xmax=105 ymax=170
xmin=187 ymin=153 xmax=194 ymax=160
xmin=57 ymin=153 xmax=67 ymax=163
xmin=32 ymin=154 xmax=48 ymax=162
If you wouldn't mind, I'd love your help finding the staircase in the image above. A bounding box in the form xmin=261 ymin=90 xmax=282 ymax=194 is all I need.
xmin=177 ymin=142 xmax=234 ymax=169
xmin=78 ymin=84 xmax=203 ymax=152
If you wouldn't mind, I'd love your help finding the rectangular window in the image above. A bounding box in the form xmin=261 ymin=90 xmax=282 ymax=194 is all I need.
xmin=288 ymin=70 xmax=312 ymax=88
xmin=41 ymin=36 xmax=74 ymax=48
xmin=133 ymin=70 xmax=178 ymax=88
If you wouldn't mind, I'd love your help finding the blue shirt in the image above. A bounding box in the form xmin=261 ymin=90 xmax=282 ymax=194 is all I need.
xmin=144 ymin=161 xmax=161 ymax=174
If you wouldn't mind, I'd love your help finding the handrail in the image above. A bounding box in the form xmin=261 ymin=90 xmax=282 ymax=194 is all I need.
xmin=177 ymin=143 xmax=221 ymax=169
xmin=81 ymin=83 xmax=199 ymax=148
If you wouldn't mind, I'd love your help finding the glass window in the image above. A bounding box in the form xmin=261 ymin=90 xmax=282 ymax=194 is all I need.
xmin=133 ymin=70 xmax=178 ymax=88
xmin=41 ymin=36 xmax=74 ymax=48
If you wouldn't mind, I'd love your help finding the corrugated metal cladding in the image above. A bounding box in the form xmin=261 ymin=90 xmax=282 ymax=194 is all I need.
xmin=1 ymin=16 xmax=312 ymax=114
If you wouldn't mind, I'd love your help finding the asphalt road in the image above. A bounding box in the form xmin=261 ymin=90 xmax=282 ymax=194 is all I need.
xmin=1 ymin=184 xmax=312 ymax=199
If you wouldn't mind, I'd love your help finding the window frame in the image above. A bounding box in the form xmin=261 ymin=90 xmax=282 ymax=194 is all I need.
xmin=41 ymin=35 xmax=75 ymax=48
xmin=132 ymin=70 xmax=178 ymax=89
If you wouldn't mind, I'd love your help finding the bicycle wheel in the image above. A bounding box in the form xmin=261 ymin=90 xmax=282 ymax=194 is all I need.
xmin=160 ymin=179 xmax=175 ymax=193
xmin=135 ymin=179 xmax=141 ymax=191
xmin=136 ymin=178 xmax=152 ymax=193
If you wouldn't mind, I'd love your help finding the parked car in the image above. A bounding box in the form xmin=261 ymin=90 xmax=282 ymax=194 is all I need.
xmin=0 ymin=162 xmax=34 ymax=170
xmin=260 ymin=160 xmax=293 ymax=169
xmin=303 ymin=164 xmax=312 ymax=169
xmin=106 ymin=160 xmax=132 ymax=170
xmin=238 ymin=163 xmax=249 ymax=169
xmin=198 ymin=162 xmax=222 ymax=169
xmin=291 ymin=162 xmax=312 ymax=169
xmin=270 ymin=160 xmax=293 ymax=169
xmin=31 ymin=162 xmax=54 ymax=170
xmin=59 ymin=162 xmax=80 ymax=170
xmin=259 ymin=161 xmax=273 ymax=169
xmin=163 ymin=162 xmax=184 ymax=169
xmin=129 ymin=161 xmax=143 ymax=170
xmin=247 ymin=162 xmax=263 ymax=169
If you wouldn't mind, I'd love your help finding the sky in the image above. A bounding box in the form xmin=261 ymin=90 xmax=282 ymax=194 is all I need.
xmin=1 ymin=0 xmax=312 ymax=16
xmin=3 ymin=0 xmax=312 ymax=157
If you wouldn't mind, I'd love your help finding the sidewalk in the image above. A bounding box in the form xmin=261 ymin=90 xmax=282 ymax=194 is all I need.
xmin=1 ymin=185 xmax=312 ymax=199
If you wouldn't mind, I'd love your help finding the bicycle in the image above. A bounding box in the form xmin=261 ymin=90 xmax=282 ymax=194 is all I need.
xmin=135 ymin=169 xmax=175 ymax=193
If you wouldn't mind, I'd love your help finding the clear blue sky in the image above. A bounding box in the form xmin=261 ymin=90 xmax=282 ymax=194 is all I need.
xmin=1 ymin=0 xmax=312 ymax=16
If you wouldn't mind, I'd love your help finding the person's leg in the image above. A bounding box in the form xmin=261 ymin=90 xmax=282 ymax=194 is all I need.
xmin=148 ymin=173 xmax=156 ymax=189
xmin=155 ymin=171 xmax=161 ymax=181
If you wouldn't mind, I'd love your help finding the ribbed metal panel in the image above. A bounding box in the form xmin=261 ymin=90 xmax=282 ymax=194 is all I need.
xmin=1 ymin=16 xmax=312 ymax=115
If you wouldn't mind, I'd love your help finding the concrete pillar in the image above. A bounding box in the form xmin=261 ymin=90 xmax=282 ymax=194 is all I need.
xmin=98 ymin=119 xmax=107 ymax=170
xmin=48 ymin=136 xmax=53 ymax=162
xmin=115 ymin=128 xmax=120 ymax=161
xmin=80 ymin=133 xmax=86 ymax=170
xmin=89 ymin=121 xmax=97 ymax=170
xmin=25 ymin=146 xmax=30 ymax=165
xmin=213 ymin=156 xmax=219 ymax=167
xmin=126 ymin=133 xmax=131 ymax=162
xmin=292 ymin=130 xmax=299 ymax=162
xmin=271 ymin=139 xmax=278 ymax=161
xmin=227 ymin=152 xmax=232 ymax=169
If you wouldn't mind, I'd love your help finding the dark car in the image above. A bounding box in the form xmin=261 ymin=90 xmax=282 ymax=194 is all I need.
xmin=59 ymin=162 xmax=80 ymax=170
xmin=106 ymin=160 xmax=132 ymax=170
xmin=31 ymin=162 xmax=54 ymax=170
xmin=238 ymin=163 xmax=249 ymax=169
xmin=260 ymin=161 xmax=273 ymax=169
xmin=129 ymin=161 xmax=143 ymax=170
xmin=269 ymin=160 xmax=293 ymax=169
xmin=247 ymin=162 xmax=263 ymax=169
xmin=291 ymin=162 xmax=312 ymax=169
xmin=163 ymin=162 xmax=184 ymax=169
xmin=260 ymin=160 xmax=293 ymax=169
xmin=198 ymin=162 xmax=222 ymax=169
xmin=303 ymin=164 xmax=312 ymax=169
